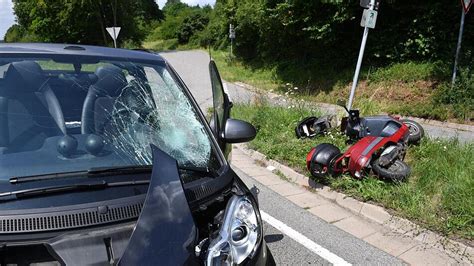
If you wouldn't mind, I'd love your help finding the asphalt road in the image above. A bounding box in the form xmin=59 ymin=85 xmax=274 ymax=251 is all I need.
xmin=161 ymin=50 xmax=403 ymax=265
xmin=235 ymin=167 xmax=403 ymax=265
xmin=160 ymin=50 xmax=256 ymax=111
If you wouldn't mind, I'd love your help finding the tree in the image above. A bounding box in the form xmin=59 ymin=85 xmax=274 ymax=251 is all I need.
xmin=7 ymin=0 xmax=163 ymax=46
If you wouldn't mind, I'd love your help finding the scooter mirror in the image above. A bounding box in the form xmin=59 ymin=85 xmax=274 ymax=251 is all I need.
xmin=336 ymin=99 xmax=350 ymax=114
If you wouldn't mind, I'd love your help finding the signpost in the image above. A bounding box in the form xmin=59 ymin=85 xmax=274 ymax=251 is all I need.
xmin=452 ymin=0 xmax=473 ymax=86
xmin=106 ymin=27 xmax=121 ymax=48
xmin=229 ymin=24 xmax=236 ymax=58
xmin=347 ymin=0 xmax=380 ymax=110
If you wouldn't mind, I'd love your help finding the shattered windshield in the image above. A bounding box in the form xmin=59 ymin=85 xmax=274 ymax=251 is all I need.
xmin=0 ymin=56 xmax=220 ymax=180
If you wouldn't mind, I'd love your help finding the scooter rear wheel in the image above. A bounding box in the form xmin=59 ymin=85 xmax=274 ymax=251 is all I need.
xmin=372 ymin=159 xmax=410 ymax=182
xmin=402 ymin=119 xmax=424 ymax=144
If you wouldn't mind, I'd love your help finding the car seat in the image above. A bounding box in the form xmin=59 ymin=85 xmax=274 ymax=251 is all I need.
xmin=81 ymin=65 xmax=128 ymax=135
xmin=0 ymin=61 xmax=66 ymax=153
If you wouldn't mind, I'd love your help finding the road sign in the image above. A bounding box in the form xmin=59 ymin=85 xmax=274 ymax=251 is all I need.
xmin=462 ymin=0 xmax=473 ymax=13
xmin=360 ymin=0 xmax=381 ymax=11
xmin=106 ymin=27 xmax=121 ymax=48
xmin=229 ymin=24 xmax=235 ymax=39
xmin=360 ymin=9 xmax=378 ymax=29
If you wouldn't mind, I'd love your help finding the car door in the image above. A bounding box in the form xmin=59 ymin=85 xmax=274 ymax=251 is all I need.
xmin=209 ymin=60 xmax=232 ymax=156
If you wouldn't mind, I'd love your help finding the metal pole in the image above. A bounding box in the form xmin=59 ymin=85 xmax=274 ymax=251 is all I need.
xmin=112 ymin=0 xmax=118 ymax=48
xmin=452 ymin=8 xmax=466 ymax=86
xmin=113 ymin=29 xmax=117 ymax=48
xmin=347 ymin=0 xmax=375 ymax=110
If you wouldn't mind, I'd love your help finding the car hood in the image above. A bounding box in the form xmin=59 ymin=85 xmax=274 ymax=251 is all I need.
xmin=49 ymin=145 xmax=198 ymax=265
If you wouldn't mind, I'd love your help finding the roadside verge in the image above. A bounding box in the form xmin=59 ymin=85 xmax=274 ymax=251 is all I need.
xmin=231 ymin=144 xmax=473 ymax=265
xmin=227 ymin=81 xmax=474 ymax=144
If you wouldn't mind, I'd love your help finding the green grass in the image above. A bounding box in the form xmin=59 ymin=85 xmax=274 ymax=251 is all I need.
xmin=210 ymin=50 xmax=472 ymax=123
xmin=233 ymin=103 xmax=474 ymax=241
xmin=210 ymin=50 xmax=281 ymax=92
xmin=143 ymin=39 xmax=184 ymax=51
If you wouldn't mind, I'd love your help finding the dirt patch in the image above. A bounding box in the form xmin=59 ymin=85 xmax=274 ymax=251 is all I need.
xmin=354 ymin=80 xmax=434 ymax=104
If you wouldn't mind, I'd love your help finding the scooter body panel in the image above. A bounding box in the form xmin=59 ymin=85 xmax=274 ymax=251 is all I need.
xmin=361 ymin=115 xmax=403 ymax=138
xmin=335 ymin=124 xmax=410 ymax=178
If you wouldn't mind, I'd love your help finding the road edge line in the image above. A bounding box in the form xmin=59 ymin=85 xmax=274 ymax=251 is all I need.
xmin=261 ymin=210 xmax=352 ymax=266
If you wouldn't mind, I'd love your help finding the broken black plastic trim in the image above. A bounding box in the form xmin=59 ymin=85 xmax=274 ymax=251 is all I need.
xmin=119 ymin=145 xmax=198 ymax=265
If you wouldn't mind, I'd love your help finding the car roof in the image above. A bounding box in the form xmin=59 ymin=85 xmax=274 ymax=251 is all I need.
xmin=0 ymin=43 xmax=165 ymax=63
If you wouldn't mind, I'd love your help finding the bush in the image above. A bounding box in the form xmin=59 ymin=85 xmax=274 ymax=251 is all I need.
xmin=433 ymin=69 xmax=474 ymax=121
xmin=177 ymin=11 xmax=209 ymax=44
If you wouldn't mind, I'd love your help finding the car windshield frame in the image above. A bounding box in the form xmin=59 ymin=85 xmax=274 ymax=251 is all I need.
xmin=0 ymin=52 xmax=227 ymax=182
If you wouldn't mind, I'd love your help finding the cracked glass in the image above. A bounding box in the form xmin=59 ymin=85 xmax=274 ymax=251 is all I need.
xmin=0 ymin=56 xmax=220 ymax=180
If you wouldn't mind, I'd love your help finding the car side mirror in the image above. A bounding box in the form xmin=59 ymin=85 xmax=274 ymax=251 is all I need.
xmin=224 ymin=119 xmax=256 ymax=144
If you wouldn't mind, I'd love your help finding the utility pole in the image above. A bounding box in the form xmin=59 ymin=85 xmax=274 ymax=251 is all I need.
xmin=347 ymin=0 xmax=379 ymax=110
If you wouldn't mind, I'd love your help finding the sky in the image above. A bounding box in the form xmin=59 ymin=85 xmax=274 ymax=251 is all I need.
xmin=0 ymin=0 xmax=215 ymax=40
xmin=0 ymin=0 xmax=15 ymax=40
xmin=156 ymin=0 xmax=215 ymax=8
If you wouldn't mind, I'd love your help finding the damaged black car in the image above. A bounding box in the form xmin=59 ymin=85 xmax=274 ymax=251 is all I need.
xmin=0 ymin=43 xmax=274 ymax=265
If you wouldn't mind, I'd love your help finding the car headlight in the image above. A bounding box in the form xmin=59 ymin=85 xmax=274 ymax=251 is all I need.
xmin=206 ymin=195 xmax=262 ymax=265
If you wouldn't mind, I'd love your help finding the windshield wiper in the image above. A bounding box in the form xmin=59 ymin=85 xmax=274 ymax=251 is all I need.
xmin=88 ymin=165 xmax=153 ymax=176
xmin=9 ymin=165 xmax=153 ymax=184
xmin=0 ymin=180 xmax=150 ymax=201
xmin=9 ymin=165 xmax=215 ymax=185
xmin=10 ymin=170 xmax=89 ymax=184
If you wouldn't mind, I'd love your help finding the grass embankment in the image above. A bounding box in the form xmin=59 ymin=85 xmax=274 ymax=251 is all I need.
xmin=232 ymin=103 xmax=474 ymax=242
xmin=209 ymin=50 xmax=473 ymax=124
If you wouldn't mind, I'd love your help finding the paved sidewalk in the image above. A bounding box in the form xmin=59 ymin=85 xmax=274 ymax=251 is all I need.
xmin=231 ymin=145 xmax=473 ymax=265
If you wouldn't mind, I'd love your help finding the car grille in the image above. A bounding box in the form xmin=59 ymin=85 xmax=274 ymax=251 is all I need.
xmin=0 ymin=200 xmax=143 ymax=234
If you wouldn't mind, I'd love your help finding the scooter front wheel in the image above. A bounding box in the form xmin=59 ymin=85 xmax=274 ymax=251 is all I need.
xmin=372 ymin=159 xmax=411 ymax=182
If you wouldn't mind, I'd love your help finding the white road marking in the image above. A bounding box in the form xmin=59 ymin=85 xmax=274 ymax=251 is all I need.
xmin=261 ymin=210 xmax=352 ymax=266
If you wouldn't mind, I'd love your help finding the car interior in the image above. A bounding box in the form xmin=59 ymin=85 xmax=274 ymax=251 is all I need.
xmin=0 ymin=60 xmax=161 ymax=152
xmin=0 ymin=58 xmax=219 ymax=181
xmin=0 ymin=59 xmax=163 ymax=176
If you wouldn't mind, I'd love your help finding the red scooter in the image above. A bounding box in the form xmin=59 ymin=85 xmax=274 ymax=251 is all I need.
xmin=306 ymin=104 xmax=424 ymax=182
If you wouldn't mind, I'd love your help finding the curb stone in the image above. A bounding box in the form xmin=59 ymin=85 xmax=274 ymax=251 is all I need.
xmin=234 ymin=143 xmax=473 ymax=264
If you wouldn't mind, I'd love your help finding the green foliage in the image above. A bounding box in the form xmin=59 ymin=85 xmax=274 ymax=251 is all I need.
xmin=177 ymin=10 xmax=210 ymax=44
xmin=4 ymin=25 xmax=26 ymax=42
xmin=149 ymin=0 xmax=211 ymax=45
xmin=8 ymin=0 xmax=163 ymax=46
xmin=232 ymin=103 xmax=474 ymax=239
xmin=147 ymin=0 xmax=472 ymax=122
xmin=368 ymin=61 xmax=445 ymax=83
xmin=433 ymin=69 xmax=474 ymax=121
